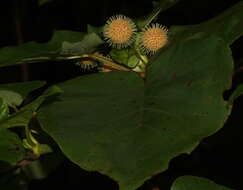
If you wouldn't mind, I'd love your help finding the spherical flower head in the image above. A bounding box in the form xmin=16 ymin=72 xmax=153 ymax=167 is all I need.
xmin=75 ymin=60 xmax=97 ymax=70
xmin=140 ymin=23 xmax=168 ymax=55
xmin=103 ymin=15 xmax=137 ymax=49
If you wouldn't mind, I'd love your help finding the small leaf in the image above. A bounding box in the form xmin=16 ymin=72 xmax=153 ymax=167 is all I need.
xmin=0 ymin=81 xmax=46 ymax=108
xmin=0 ymin=81 xmax=46 ymax=98
xmin=0 ymin=31 xmax=85 ymax=67
xmin=109 ymin=48 xmax=139 ymax=68
xmin=229 ymin=84 xmax=243 ymax=104
xmin=171 ymin=176 xmax=233 ymax=190
xmin=0 ymin=90 xmax=23 ymax=107
xmin=127 ymin=55 xmax=140 ymax=68
xmin=0 ymin=86 xmax=62 ymax=129
xmin=0 ymin=128 xmax=25 ymax=164
xmin=109 ymin=49 xmax=130 ymax=65
xmin=61 ymin=33 xmax=104 ymax=55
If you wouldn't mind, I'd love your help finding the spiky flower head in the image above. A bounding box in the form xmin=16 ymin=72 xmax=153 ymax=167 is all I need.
xmin=139 ymin=23 xmax=168 ymax=55
xmin=103 ymin=15 xmax=137 ymax=49
xmin=75 ymin=60 xmax=98 ymax=70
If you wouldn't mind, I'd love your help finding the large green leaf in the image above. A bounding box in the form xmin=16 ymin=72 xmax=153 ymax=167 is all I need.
xmin=0 ymin=86 xmax=62 ymax=129
xmin=171 ymin=176 xmax=233 ymax=190
xmin=37 ymin=33 xmax=233 ymax=190
xmin=0 ymin=128 xmax=25 ymax=164
xmin=0 ymin=31 xmax=85 ymax=67
xmin=170 ymin=1 xmax=243 ymax=45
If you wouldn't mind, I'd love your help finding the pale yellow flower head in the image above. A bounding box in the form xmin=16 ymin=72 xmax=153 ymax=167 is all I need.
xmin=140 ymin=23 xmax=168 ymax=55
xmin=103 ymin=15 xmax=137 ymax=49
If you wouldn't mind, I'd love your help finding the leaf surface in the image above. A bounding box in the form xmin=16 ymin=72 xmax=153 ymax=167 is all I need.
xmin=170 ymin=1 xmax=243 ymax=45
xmin=0 ymin=128 xmax=25 ymax=164
xmin=171 ymin=176 xmax=233 ymax=190
xmin=0 ymin=86 xmax=62 ymax=129
xmin=0 ymin=81 xmax=46 ymax=98
xmin=37 ymin=34 xmax=233 ymax=190
xmin=0 ymin=31 xmax=85 ymax=67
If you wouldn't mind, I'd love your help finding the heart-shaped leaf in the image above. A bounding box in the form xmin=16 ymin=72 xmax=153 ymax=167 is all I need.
xmin=37 ymin=34 xmax=233 ymax=190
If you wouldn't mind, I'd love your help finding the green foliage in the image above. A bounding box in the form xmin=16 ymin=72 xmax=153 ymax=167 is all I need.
xmin=0 ymin=98 xmax=9 ymax=121
xmin=0 ymin=128 xmax=25 ymax=164
xmin=0 ymin=99 xmax=24 ymax=164
xmin=0 ymin=81 xmax=46 ymax=98
xmin=33 ymin=2 xmax=243 ymax=189
xmin=0 ymin=86 xmax=62 ymax=129
xmin=171 ymin=176 xmax=233 ymax=190
xmin=37 ymin=34 xmax=233 ymax=190
xmin=0 ymin=86 xmax=61 ymax=163
xmin=170 ymin=1 xmax=243 ymax=45
xmin=0 ymin=90 xmax=23 ymax=107
xmin=0 ymin=80 xmax=46 ymax=109
xmin=61 ymin=33 xmax=104 ymax=55
xmin=229 ymin=84 xmax=243 ymax=104
xmin=109 ymin=48 xmax=140 ymax=68
xmin=0 ymin=31 xmax=85 ymax=67
xmin=0 ymin=0 xmax=242 ymax=189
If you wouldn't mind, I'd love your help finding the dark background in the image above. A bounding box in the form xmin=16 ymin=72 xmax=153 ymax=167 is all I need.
xmin=0 ymin=0 xmax=243 ymax=189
